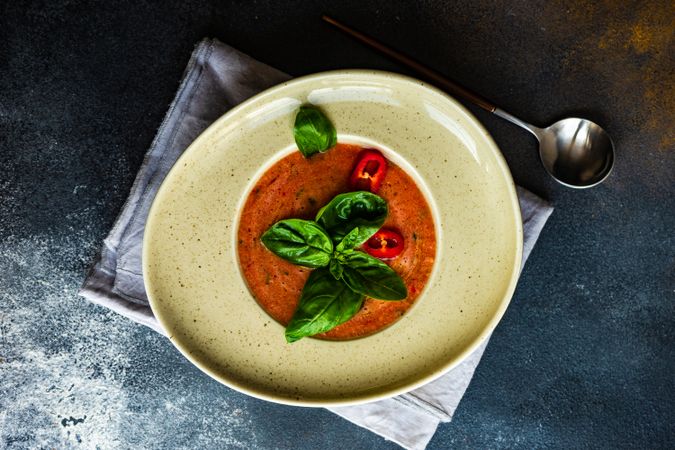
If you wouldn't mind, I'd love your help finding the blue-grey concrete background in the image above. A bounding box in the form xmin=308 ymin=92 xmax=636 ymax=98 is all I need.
xmin=1 ymin=1 xmax=673 ymax=448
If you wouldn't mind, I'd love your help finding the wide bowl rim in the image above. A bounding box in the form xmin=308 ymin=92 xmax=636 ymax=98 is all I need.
xmin=143 ymin=69 xmax=523 ymax=407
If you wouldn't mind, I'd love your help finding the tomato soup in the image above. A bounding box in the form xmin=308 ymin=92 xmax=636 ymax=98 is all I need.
xmin=237 ymin=143 xmax=436 ymax=340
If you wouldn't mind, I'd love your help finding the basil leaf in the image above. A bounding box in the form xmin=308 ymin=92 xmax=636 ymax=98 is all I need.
xmin=329 ymin=258 xmax=343 ymax=280
xmin=335 ymin=227 xmax=362 ymax=253
xmin=285 ymin=268 xmax=364 ymax=342
xmin=261 ymin=219 xmax=333 ymax=268
xmin=315 ymin=192 xmax=387 ymax=245
xmin=293 ymin=105 xmax=337 ymax=158
xmin=340 ymin=251 xmax=407 ymax=300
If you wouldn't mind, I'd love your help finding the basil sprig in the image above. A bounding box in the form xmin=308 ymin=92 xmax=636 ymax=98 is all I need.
xmin=293 ymin=105 xmax=337 ymax=158
xmin=260 ymin=192 xmax=408 ymax=342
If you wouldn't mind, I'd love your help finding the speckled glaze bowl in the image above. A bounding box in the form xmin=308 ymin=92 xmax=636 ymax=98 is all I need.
xmin=143 ymin=71 xmax=523 ymax=406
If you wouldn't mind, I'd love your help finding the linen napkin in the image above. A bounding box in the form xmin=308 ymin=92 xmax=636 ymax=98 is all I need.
xmin=80 ymin=38 xmax=553 ymax=450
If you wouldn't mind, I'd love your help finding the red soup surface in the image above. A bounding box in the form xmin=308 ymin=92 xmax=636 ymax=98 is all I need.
xmin=237 ymin=143 xmax=436 ymax=340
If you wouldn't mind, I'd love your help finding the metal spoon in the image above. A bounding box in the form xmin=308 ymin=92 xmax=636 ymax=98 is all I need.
xmin=322 ymin=15 xmax=615 ymax=188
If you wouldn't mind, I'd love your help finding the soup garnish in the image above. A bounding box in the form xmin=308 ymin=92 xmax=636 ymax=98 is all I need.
xmin=349 ymin=149 xmax=388 ymax=193
xmin=262 ymin=191 xmax=407 ymax=342
xmin=364 ymin=228 xmax=404 ymax=259
xmin=293 ymin=105 xmax=337 ymax=158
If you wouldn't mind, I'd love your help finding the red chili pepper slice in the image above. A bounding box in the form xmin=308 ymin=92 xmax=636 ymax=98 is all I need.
xmin=349 ymin=149 xmax=388 ymax=193
xmin=365 ymin=228 xmax=404 ymax=259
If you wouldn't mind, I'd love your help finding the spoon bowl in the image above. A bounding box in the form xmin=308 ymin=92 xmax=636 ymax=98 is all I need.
xmin=538 ymin=118 xmax=614 ymax=188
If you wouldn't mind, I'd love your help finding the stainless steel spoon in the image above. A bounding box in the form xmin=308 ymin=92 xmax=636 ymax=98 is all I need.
xmin=493 ymin=111 xmax=614 ymax=187
xmin=323 ymin=15 xmax=615 ymax=188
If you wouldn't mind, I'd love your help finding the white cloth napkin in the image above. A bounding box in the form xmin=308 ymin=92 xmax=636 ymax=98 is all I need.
xmin=80 ymin=38 xmax=553 ymax=450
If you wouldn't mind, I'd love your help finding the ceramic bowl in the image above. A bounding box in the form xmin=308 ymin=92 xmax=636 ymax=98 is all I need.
xmin=143 ymin=70 xmax=523 ymax=406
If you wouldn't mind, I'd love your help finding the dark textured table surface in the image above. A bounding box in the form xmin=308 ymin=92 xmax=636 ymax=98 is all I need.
xmin=1 ymin=1 xmax=673 ymax=448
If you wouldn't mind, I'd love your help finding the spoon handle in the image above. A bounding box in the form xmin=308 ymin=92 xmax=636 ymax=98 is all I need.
xmin=322 ymin=15 xmax=497 ymax=113
xmin=494 ymin=108 xmax=542 ymax=138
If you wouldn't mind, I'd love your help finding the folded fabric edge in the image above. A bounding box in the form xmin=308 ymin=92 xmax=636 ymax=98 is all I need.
xmin=79 ymin=257 xmax=166 ymax=335
xmin=393 ymin=392 xmax=453 ymax=422
xmin=516 ymin=187 xmax=554 ymax=261
xmin=330 ymin=399 xmax=440 ymax=450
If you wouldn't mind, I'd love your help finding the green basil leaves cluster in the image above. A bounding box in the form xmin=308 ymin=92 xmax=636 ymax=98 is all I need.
xmin=293 ymin=105 xmax=337 ymax=158
xmin=261 ymin=192 xmax=407 ymax=342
